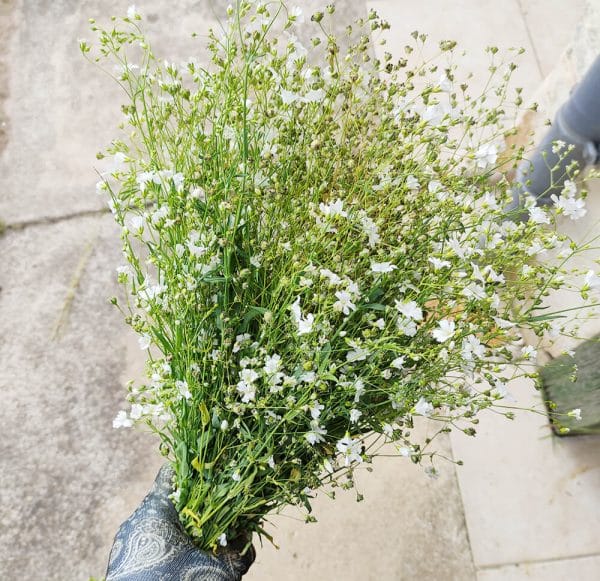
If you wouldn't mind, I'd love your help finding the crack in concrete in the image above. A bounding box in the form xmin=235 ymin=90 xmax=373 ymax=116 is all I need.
xmin=2 ymin=206 xmax=110 ymax=233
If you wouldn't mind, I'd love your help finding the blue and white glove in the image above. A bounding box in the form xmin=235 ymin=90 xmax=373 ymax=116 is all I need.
xmin=106 ymin=466 xmax=255 ymax=580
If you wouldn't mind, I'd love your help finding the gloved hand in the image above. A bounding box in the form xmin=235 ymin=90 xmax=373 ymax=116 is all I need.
xmin=106 ymin=465 xmax=255 ymax=580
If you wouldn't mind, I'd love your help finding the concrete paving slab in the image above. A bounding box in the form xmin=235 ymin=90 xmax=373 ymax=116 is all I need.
xmin=450 ymin=375 xmax=600 ymax=568
xmin=518 ymin=0 xmax=587 ymax=78
xmin=478 ymin=554 xmax=600 ymax=581
xmin=0 ymin=0 xmax=227 ymax=225
xmin=0 ymin=214 xmax=163 ymax=580
xmin=245 ymin=430 xmax=475 ymax=581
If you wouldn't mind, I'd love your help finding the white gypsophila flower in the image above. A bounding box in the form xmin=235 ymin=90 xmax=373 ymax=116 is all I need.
xmin=374 ymin=318 xmax=385 ymax=330
xmin=319 ymin=199 xmax=347 ymax=218
xmin=336 ymin=435 xmax=362 ymax=466
xmin=396 ymin=317 xmax=418 ymax=337
xmin=462 ymin=282 xmax=486 ymax=300
xmin=320 ymin=268 xmax=342 ymax=285
xmin=280 ymin=89 xmax=299 ymax=105
xmin=130 ymin=404 xmax=144 ymax=420
xmin=414 ymin=397 xmax=434 ymax=416
xmin=349 ymin=409 xmax=362 ymax=423
xmin=306 ymin=420 xmax=327 ymax=445
xmin=232 ymin=471 xmax=241 ymax=482
xmin=432 ymin=319 xmax=455 ymax=342
xmin=264 ymin=353 xmax=281 ymax=374
xmin=304 ymin=89 xmax=326 ymax=103
xmin=236 ymin=381 xmax=256 ymax=403
xmin=568 ymin=408 xmax=582 ymax=421
xmin=176 ymin=380 xmax=192 ymax=400
xmin=113 ymin=410 xmax=133 ymax=429
xmin=371 ymin=261 xmax=397 ymax=273
xmin=346 ymin=341 xmax=369 ymax=362
xmin=381 ymin=369 xmax=392 ymax=379
xmin=300 ymin=371 xmax=316 ymax=383
xmin=394 ymin=299 xmax=423 ymax=321
xmin=382 ymin=423 xmax=394 ymax=437
xmin=521 ymin=345 xmax=537 ymax=360
xmin=127 ymin=5 xmax=139 ymax=19
xmin=220 ymin=420 xmax=229 ymax=431
xmin=399 ymin=446 xmax=411 ymax=457
xmin=289 ymin=5 xmax=305 ymax=23
xmin=353 ymin=379 xmax=365 ymax=402
xmin=405 ymin=174 xmax=420 ymax=191
xmin=438 ymin=73 xmax=453 ymax=92
xmin=428 ymin=257 xmax=451 ymax=270
xmin=360 ymin=213 xmax=380 ymax=247
xmin=461 ymin=335 xmax=485 ymax=361
xmin=552 ymin=140 xmax=566 ymax=154
xmin=475 ymin=142 xmax=498 ymax=169
xmin=391 ymin=356 xmax=405 ymax=369
xmin=138 ymin=334 xmax=151 ymax=350
xmin=218 ymin=534 xmax=227 ymax=547
xmin=551 ymin=180 xmax=586 ymax=220
xmin=267 ymin=456 xmax=276 ymax=469
xmin=333 ymin=290 xmax=357 ymax=315
xmin=527 ymin=202 xmax=550 ymax=225
xmin=290 ymin=296 xmax=314 ymax=335
xmin=250 ymin=254 xmax=262 ymax=268
xmin=584 ymin=270 xmax=600 ymax=289
xmin=129 ymin=215 xmax=145 ymax=232
xmin=310 ymin=400 xmax=325 ymax=419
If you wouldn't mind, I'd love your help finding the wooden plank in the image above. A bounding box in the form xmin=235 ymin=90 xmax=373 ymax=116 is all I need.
xmin=540 ymin=334 xmax=600 ymax=435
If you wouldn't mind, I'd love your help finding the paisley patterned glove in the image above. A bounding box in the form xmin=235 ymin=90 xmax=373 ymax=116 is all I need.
xmin=106 ymin=465 xmax=255 ymax=580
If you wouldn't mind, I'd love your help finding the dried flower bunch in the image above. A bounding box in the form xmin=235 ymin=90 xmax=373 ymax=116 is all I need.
xmin=83 ymin=1 xmax=595 ymax=551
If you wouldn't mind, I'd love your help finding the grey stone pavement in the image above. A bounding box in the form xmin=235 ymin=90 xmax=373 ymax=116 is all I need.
xmin=0 ymin=1 xmax=598 ymax=580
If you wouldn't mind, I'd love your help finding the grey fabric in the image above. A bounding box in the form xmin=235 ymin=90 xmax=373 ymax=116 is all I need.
xmin=106 ymin=466 xmax=254 ymax=580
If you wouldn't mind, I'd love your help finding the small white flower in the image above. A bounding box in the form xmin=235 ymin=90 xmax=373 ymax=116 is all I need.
xmin=399 ymin=446 xmax=411 ymax=457
xmin=218 ymin=533 xmax=227 ymax=547
xmin=521 ymin=345 xmax=537 ymax=360
xmin=336 ymin=435 xmax=362 ymax=466
xmin=353 ymin=379 xmax=365 ymax=402
xmin=371 ymin=261 xmax=397 ymax=274
xmin=280 ymin=89 xmax=299 ymax=105
xmin=475 ymin=142 xmax=498 ymax=169
xmin=127 ymin=5 xmax=139 ymax=19
xmin=320 ymin=268 xmax=342 ymax=285
xmin=267 ymin=455 xmax=276 ymax=469
xmin=240 ymin=368 xmax=259 ymax=384
xmin=396 ymin=317 xmax=418 ymax=337
xmin=428 ymin=257 xmax=451 ymax=270
xmin=220 ymin=420 xmax=229 ymax=431
xmin=236 ymin=381 xmax=256 ymax=403
xmin=349 ymin=409 xmax=362 ymax=423
xmin=129 ymin=216 xmax=145 ymax=232
xmin=382 ymin=423 xmax=394 ymax=437
xmin=432 ymin=319 xmax=455 ymax=342
xmin=405 ymin=174 xmax=420 ymax=191
xmin=333 ymin=290 xmax=357 ymax=315
xmin=290 ymin=297 xmax=314 ymax=335
xmin=176 ymin=380 xmax=192 ymax=400
xmin=391 ymin=356 xmax=405 ymax=369
xmin=232 ymin=471 xmax=241 ymax=482
xmin=306 ymin=420 xmax=327 ymax=445
xmin=360 ymin=214 xmax=380 ymax=247
xmin=138 ymin=334 xmax=151 ymax=350
xmin=381 ymin=369 xmax=392 ymax=379
xmin=319 ymin=199 xmax=347 ymax=218
xmin=438 ymin=73 xmax=453 ymax=92
xmin=414 ymin=397 xmax=434 ymax=416
xmin=250 ymin=255 xmax=262 ymax=268
xmin=528 ymin=204 xmax=550 ymax=225
xmin=303 ymin=89 xmax=326 ymax=103
xmin=551 ymin=181 xmax=586 ymax=220
xmin=290 ymin=6 xmax=305 ymax=23
xmin=584 ymin=270 xmax=600 ymax=289
xmin=264 ymin=354 xmax=281 ymax=374
xmin=395 ymin=300 xmax=423 ymax=321
xmin=113 ymin=410 xmax=133 ymax=429
xmin=346 ymin=343 xmax=369 ymax=362
xmin=374 ymin=318 xmax=386 ymax=330
xmin=568 ymin=408 xmax=582 ymax=421
xmin=310 ymin=400 xmax=325 ymax=419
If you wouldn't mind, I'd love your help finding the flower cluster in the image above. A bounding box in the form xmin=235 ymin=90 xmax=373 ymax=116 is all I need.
xmin=85 ymin=1 xmax=596 ymax=551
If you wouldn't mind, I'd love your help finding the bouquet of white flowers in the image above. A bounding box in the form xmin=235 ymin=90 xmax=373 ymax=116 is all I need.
xmin=83 ymin=1 xmax=594 ymax=552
